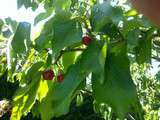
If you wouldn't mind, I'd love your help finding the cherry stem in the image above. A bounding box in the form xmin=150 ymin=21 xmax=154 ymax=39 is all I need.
xmin=83 ymin=19 xmax=92 ymax=36
xmin=54 ymin=48 xmax=85 ymax=65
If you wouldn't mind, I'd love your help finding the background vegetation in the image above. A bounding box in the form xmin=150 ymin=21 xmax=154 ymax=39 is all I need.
xmin=0 ymin=0 xmax=160 ymax=120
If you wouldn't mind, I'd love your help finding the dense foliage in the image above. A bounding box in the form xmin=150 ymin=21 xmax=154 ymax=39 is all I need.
xmin=0 ymin=0 xmax=160 ymax=120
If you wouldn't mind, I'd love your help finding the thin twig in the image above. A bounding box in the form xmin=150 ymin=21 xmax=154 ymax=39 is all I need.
xmin=83 ymin=19 xmax=92 ymax=35
xmin=67 ymin=48 xmax=85 ymax=52
xmin=81 ymin=89 xmax=92 ymax=95
xmin=152 ymin=56 xmax=160 ymax=62
xmin=54 ymin=48 xmax=85 ymax=65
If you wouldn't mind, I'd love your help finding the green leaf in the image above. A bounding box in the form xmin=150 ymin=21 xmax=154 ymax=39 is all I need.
xmin=7 ymin=43 xmax=18 ymax=72
xmin=39 ymin=40 xmax=104 ymax=120
xmin=122 ymin=16 xmax=152 ymax=36
xmin=11 ymin=72 xmax=41 ymax=120
xmin=62 ymin=52 xmax=76 ymax=72
xmin=37 ymin=0 xmax=43 ymax=3
xmin=17 ymin=0 xmax=24 ymax=9
xmin=34 ymin=33 xmax=52 ymax=51
xmin=22 ymin=73 xmax=41 ymax=112
xmin=22 ymin=0 xmax=31 ymax=9
xmin=135 ymin=29 xmax=153 ymax=64
xmin=31 ymin=2 xmax=38 ymax=11
xmin=39 ymin=64 xmax=84 ymax=120
xmin=77 ymin=40 xmax=104 ymax=74
xmin=13 ymin=62 xmax=43 ymax=101
xmin=44 ymin=0 xmax=71 ymax=11
xmin=52 ymin=13 xmax=82 ymax=57
xmin=46 ymin=53 xmax=52 ymax=68
xmin=23 ymin=0 xmax=30 ymax=8
xmin=34 ymin=8 xmax=54 ymax=25
xmin=0 ymin=19 xmax=4 ymax=33
xmin=127 ymin=29 xmax=141 ymax=47
xmin=37 ymin=80 xmax=49 ymax=101
xmin=11 ymin=22 xmax=31 ymax=54
xmin=34 ymin=11 xmax=72 ymax=52
xmin=91 ymin=2 xmax=123 ymax=32
xmin=92 ymin=42 xmax=137 ymax=118
xmin=17 ymin=0 xmax=38 ymax=10
xmin=125 ymin=9 xmax=138 ymax=16
xmin=76 ymin=93 xmax=83 ymax=107
xmin=3 ymin=29 xmax=12 ymax=38
xmin=25 ymin=61 xmax=44 ymax=81
xmin=54 ymin=0 xmax=71 ymax=11
xmin=5 ymin=17 xmax=18 ymax=33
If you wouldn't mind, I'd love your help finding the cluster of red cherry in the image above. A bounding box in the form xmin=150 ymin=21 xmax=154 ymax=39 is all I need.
xmin=42 ymin=69 xmax=64 ymax=83
xmin=42 ymin=36 xmax=92 ymax=83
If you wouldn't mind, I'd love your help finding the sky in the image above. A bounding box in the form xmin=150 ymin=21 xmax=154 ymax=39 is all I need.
xmin=0 ymin=0 xmax=125 ymax=22
xmin=0 ymin=0 xmax=43 ymax=23
xmin=0 ymin=0 xmax=44 ymax=37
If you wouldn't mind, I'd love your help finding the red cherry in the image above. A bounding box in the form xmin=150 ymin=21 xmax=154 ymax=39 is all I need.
xmin=82 ymin=36 xmax=92 ymax=46
xmin=57 ymin=74 xmax=65 ymax=83
xmin=42 ymin=69 xmax=54 ymax=80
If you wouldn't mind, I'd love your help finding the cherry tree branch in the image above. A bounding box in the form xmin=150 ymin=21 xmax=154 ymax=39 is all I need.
xmin=54 ymin=48 xmax=85 ymax=65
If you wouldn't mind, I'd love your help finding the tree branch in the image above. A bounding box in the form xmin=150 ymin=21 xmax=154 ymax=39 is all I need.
xmin=54 ymin=48 xmax=85 ymax=65
xmin=152 ymin=56 xmax=160 ymax=62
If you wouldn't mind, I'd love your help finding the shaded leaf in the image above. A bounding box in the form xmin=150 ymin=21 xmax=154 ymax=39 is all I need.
xmin=135 ymin=29 xmax=153 ymax=64
xmin=91 ymin=2 xmax=123 ymax=32
xmin=127 ymin=29 xmax=141 ymax=47
xmin=52 ymin=12 xmax=82 ymax=57
xmin=25 ymin=61 xmax=44 ymax=81
xmin=0 ymin=19 xmax=4 ymax=33
xmin=34 ymin=8 xmax=54 ymax=25
xmin=11 ymin=22 xmax=31 ymax=54
xmin=5 ymin=17 xmax=18 ymax=33
xmin=34 ymin=11 xmax=72 ymax=52
xmin=92 ymin=42 xmax=137 ymax=118
xmin=34 ymin=33 xmax=52 ymax=52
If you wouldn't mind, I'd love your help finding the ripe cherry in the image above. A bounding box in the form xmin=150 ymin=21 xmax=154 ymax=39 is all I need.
xmin=42 ymin=69 xmax=54 ymax=80
xmin=82 ymin=36 xmax=92 ymax=46
xmin=57 ymin=74 xmax=65 ymax=83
